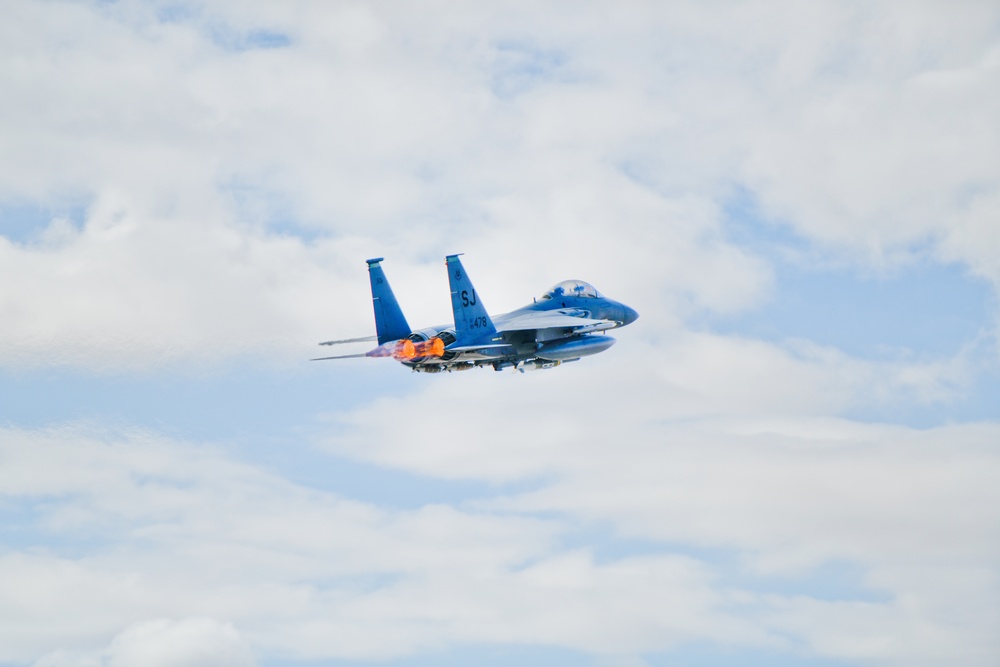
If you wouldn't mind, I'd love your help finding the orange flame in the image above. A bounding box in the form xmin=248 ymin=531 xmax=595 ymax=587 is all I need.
xmin=366 ymin=337 xmax=445 ymax=360
xmin=392 ymin=339 xmax=417 ymax=360
xmin=413 ymin=337 xmax=445 ymax=358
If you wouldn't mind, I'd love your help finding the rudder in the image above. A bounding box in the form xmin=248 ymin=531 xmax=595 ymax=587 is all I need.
xmin=445 ymin=254 xmax=497 ymax=340
xmin=367 ymin=258 xmax=411 ymax=345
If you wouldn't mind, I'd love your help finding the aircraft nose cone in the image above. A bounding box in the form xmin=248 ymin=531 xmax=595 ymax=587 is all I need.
xmin=621 ymin=305 xmax=639 ymax=326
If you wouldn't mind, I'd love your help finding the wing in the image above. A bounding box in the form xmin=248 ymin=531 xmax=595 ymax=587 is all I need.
xmin=495 ymin=310 xmax=614 ymax=333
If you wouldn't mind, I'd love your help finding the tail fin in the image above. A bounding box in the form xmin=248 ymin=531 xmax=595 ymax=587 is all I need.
xmin=367 ymin=258 xmax=411 ymax=345
xmin=446 ymin=254 xmax=497 ymax=340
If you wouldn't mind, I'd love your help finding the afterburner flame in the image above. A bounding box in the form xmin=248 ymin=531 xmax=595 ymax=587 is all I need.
xmin=365 ymin=337 xmax=445 ymax=360
xmin=364 ymin=341 xmax=396 ymax=358
xmin=413 ymin=337 xmax=445 ymax=358
xmin=393 ymin=339 xmax=417 ymax=360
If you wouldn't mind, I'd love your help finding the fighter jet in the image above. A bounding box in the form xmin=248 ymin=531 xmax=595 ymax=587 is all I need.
xmin=313 ymin=254 xmax=638 ymax=372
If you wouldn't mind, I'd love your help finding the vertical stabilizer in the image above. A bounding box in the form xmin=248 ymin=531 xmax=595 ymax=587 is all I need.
xmin=445 ymin=254 xmax=497 ymax=340
xmin=367 ymin=258 xmax=411 ymax=345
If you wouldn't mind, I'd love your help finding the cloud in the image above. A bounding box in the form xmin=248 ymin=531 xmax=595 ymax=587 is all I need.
xmin=2 ymin=382 xmax=997 ymax=665
xmin=6 ymin=424 xmax=758 ymax=662
xmin=325 ymin=349 xmax=1000 ymax=563
xmin=103 ymin=618 xmax=256 ymax=667
xmin=327 ymin=333 xmax=978 ymax=483
xmin=321 ymin=344 xmax=1000 ymax=664
xmin=0 ymin=194 xmax=370 ymax=370
xmin=5 ymin=375 xmax=982 ymax=665
xmin=1 ymin=2 xmax=998 ymax=666
xmin=31 ymin=618 xmax=255 ymax=667
xmin=2 ymin=1 xmax=997 ymax=370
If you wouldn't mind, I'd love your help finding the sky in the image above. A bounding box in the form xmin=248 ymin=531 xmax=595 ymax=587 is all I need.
xmin=1 ymin=1 xmax=999 ymax=666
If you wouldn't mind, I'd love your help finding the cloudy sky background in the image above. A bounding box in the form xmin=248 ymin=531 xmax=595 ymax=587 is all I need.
xmin=1 ymin=1 xmax=999 ymax=665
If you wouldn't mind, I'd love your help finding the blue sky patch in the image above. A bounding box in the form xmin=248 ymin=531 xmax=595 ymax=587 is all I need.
xmin=210 ymin=27 xmax=293 ymax=52
xmin=715 ymin=259 xmax=996 ymax=360
xmin=153 ymin=3 xmax=291 ymax=51
xmin=0 ymin=201 xmax=88 ymax=245
xmin=718 ymin=186 xmax=997 ymax=359
xmin=155 ymin=3 xmax=198 ymax=24
xmin=490 ymin=40 xmax=570 ymax=99
xmin=712 ymin=187 xmax=1000 ymax=425
xmin=0 ymin=364 xmax=525 ymax=509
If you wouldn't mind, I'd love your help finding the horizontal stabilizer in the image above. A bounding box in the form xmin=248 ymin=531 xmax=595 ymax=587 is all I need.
xmin=311 ymin=352 xmax=369 ymax=361
xmin=319 ymin=335 xmax=378 ymax=346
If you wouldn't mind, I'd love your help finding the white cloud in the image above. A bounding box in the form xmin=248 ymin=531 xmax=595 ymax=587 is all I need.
xmin=4 ymin=424 xmax=759 ymax=662
xmin=327 ymin=333 xmax=977 ymax=484
xmin=321 ymin=343 xmax=1000 ymax=664
xmin=2 ymin=383 xmax=997 ymax=665
xmin=103 ymin=618 xmax=256 ymax=667
xmin=31 ymin=618 xmax=256 ymax=667
xmin=325 ymin=349 xmax=1000 ymax=560
xmin=0 ymin=197 xmax=370 ymax=369
xmin=1 ymin=2 xmax=998 ymax=666
xmin=3 ymin=1 xmax=996 ymax=369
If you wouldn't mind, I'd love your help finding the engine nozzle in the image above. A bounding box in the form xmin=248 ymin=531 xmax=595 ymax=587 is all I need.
xmin=366 ymin=337 xmax=445 ymax=361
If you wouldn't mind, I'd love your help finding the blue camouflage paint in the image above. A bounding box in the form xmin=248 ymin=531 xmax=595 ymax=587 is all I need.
xmin=317 ymin=255 xmax=639 ymax=373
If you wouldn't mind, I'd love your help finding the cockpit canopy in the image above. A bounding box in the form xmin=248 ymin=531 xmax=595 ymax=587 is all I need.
xmin=541 ymin=280 xmax=603 ymax=300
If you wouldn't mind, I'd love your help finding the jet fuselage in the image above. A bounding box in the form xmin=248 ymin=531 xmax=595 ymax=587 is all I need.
xmin=315 ymin=256 xmax=638 ymax=373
